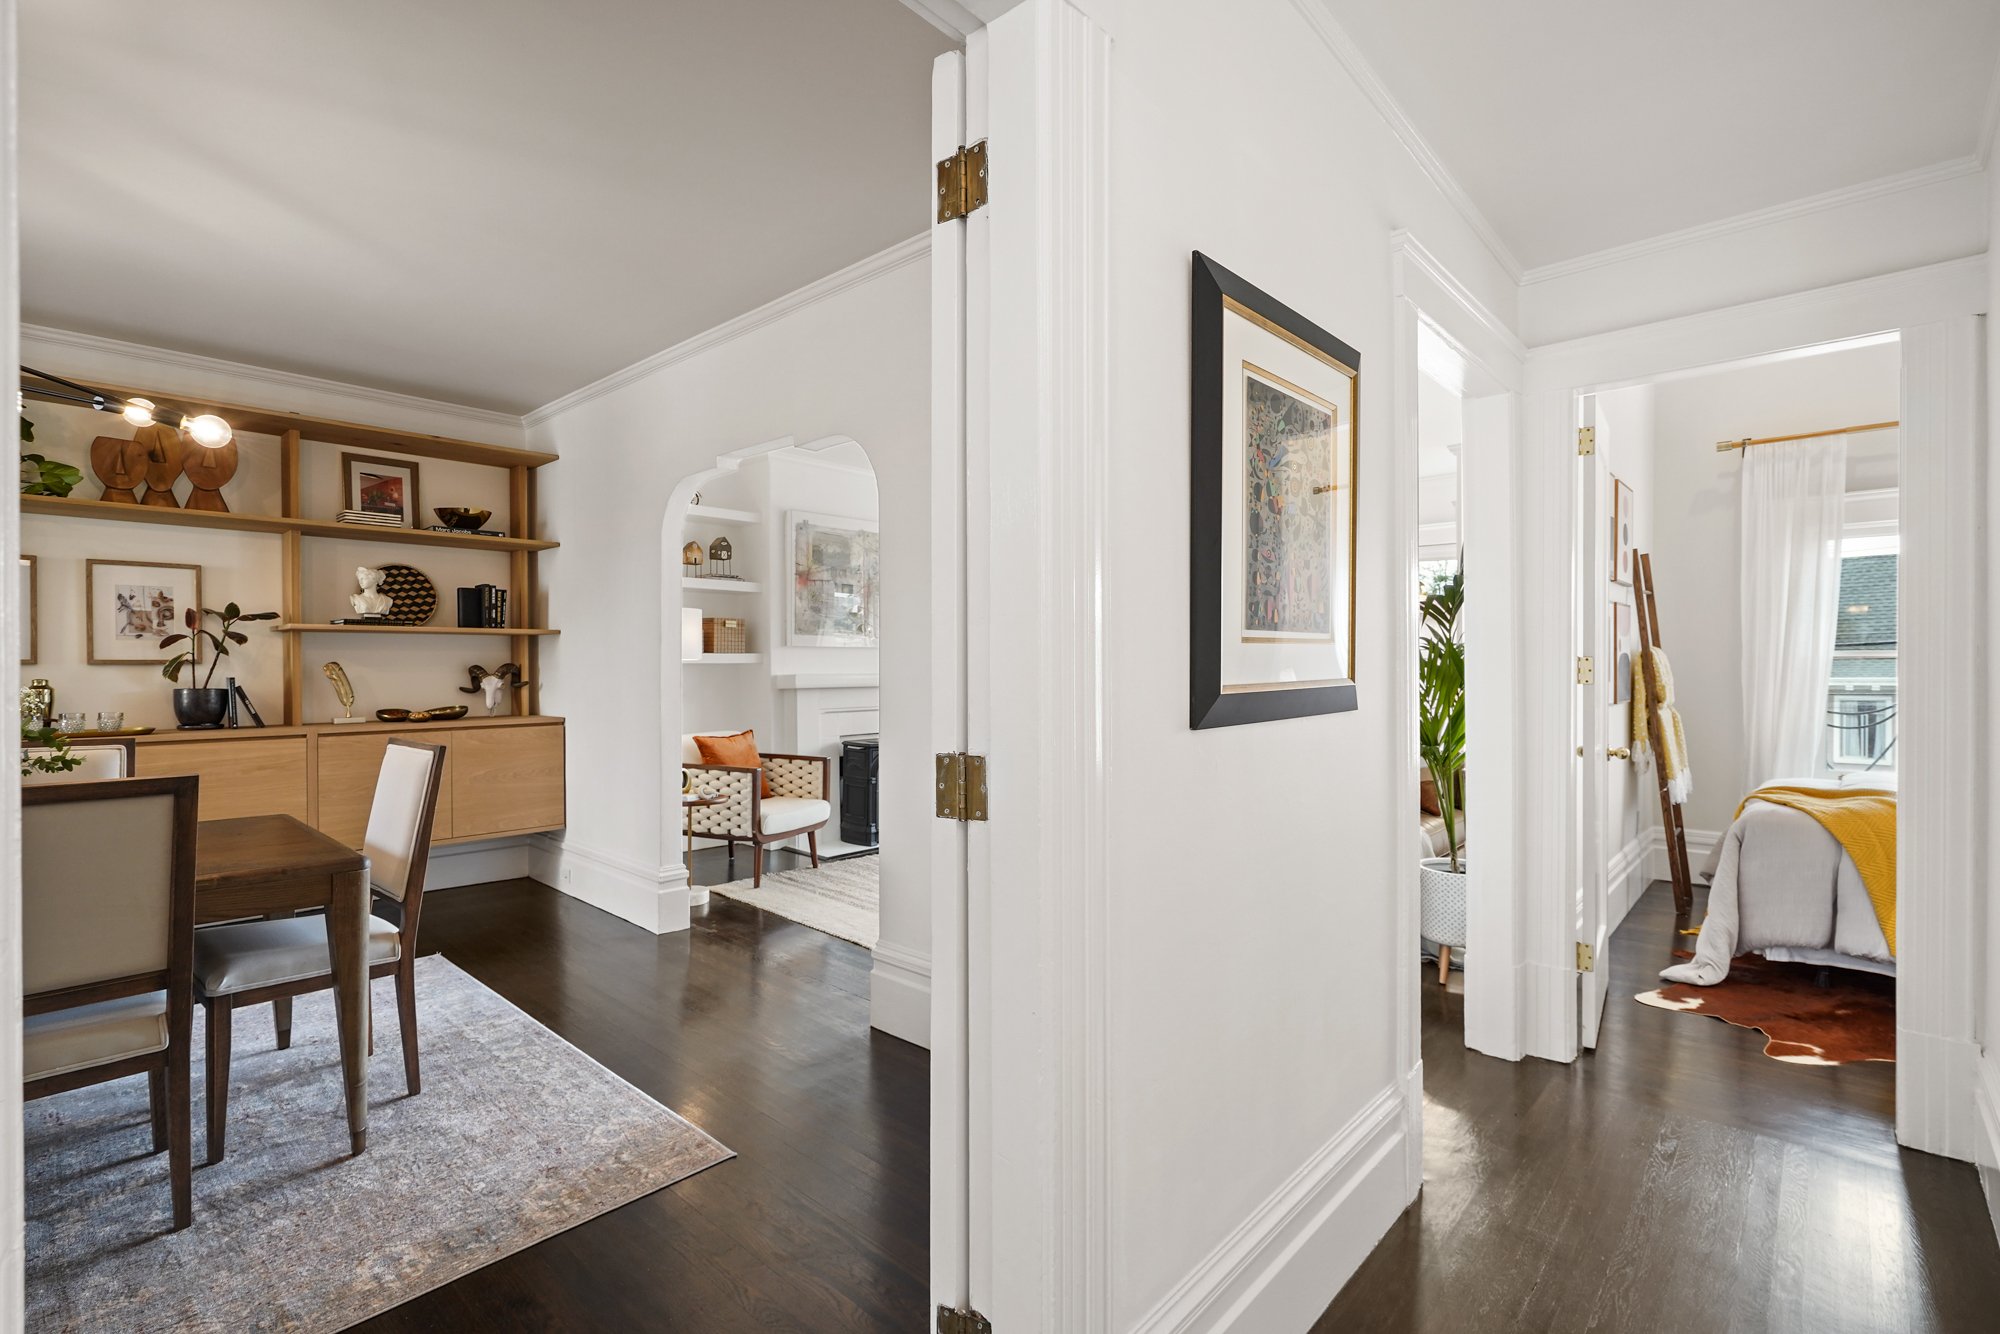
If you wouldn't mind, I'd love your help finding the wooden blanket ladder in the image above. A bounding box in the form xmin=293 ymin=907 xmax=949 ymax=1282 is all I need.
xmin=1634 ymin=552 xmax=1694 ymax=916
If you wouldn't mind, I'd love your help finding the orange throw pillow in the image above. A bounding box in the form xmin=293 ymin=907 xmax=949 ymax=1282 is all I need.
xmin=695 ymin=729 xmax=770 ymax=797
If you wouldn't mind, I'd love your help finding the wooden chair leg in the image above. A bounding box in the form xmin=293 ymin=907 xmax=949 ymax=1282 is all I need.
xmin=272 ymin=996 xmax=293 ymax=1050
xmin=148 ymin=1066 xmax=168 ymax=1154
xmin=397 ymin=962 xmax=421 ymax=1096
xmin=753 ymin=841 xmax=764 ymax=889
xmin=205 ymin=997 xmax=232 ymax=1166
xmin=808 ymin=830 xmax=820 ymax=868
xmin=168 ymin=1044 xmax=192 ymax=1231
xmin=1437 ymin=945 xmax=1453 ymax=986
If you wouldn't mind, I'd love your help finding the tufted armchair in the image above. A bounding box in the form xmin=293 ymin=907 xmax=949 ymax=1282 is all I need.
xmin=682 ymin=733 xmax=831 ymax=887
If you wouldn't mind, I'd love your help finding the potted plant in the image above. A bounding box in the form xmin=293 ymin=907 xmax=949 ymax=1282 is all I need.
xmin=160 ymin=602 xmax=278 ymax=728
xmin=20 ymin=688 xmax=82 ymax=778
xmin=1417 ymin=568 xmax=1468 ymax=973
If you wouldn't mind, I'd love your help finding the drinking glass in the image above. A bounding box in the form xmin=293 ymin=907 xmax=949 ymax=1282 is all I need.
xmin=96 ymin=711 xmax=124 ymax=732
xmin=55 ymin=712 xmax=86 ymax=733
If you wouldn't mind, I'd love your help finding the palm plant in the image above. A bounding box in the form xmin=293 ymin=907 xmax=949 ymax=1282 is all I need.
xmin=1417 ymin=568 xmax=1465 ymax=873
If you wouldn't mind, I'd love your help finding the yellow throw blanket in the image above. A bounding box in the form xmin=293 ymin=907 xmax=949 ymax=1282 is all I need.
xmin=1630 ymin=646 xmax=1692 ymax=804
xmin=1736 ymin=785 xmax=1897 ymax=955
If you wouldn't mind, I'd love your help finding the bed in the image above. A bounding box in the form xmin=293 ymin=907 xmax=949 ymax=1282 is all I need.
xmin=1660 ymin=776 xmax=1895 ymax=987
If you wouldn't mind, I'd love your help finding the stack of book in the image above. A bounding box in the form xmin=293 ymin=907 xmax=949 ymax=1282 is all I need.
xmin=457 ymin=584 xmax=509 ymax=628
xmin=336 ymin=510 xmax=402 ymax=528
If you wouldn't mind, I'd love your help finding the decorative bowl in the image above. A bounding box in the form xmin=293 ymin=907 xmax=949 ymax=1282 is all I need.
xmin=374 ymin=704 xmax=471 ymax=724
xmin=433 ymin=507 xmax=493 ymax=531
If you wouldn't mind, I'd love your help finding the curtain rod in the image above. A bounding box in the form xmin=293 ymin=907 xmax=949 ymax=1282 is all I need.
xmin=1714 ymin=420 xmax=1899 ymax=453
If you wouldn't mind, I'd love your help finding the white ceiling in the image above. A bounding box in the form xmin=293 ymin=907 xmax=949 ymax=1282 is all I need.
xmin=1327 ymin=0 xmax=2000 ymax=270
xmin=20 ymin=1 xmax=956 ymax=413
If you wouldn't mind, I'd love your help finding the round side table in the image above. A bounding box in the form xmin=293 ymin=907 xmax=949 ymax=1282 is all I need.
xmin=683 ymin=791 xmax=727 ymax=907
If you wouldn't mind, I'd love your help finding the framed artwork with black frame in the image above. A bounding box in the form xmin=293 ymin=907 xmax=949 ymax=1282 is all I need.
xmin=341 ymin=452 xmax=422 ymax=529
xmin=1189 ymin=251 xmax=1360 ymax=729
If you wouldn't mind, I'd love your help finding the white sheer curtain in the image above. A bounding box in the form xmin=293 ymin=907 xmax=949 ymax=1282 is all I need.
xmin=1740 ymin=436 xmax=1847 ymax=788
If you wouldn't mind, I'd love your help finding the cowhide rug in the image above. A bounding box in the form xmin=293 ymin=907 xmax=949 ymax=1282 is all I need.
xmin=1635 ymin=950 xmax=1894 ymax=1065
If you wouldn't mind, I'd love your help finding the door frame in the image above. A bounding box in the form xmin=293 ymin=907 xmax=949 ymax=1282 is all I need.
xmin=1515 ymin=256 xmax=1987 ymax=1161
xmin=2 ymin=0 xmax=24 ymax=1319
xmin=1571 ymin=394 xmax=1610 ymax=1050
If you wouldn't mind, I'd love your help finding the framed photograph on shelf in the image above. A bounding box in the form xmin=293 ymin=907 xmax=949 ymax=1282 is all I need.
xmin=85 ymin=559 xmax=202 ymax=665
xmin=788 ymin=510 xmax=880 ymax=647
xmin=18 ymin=555 xmax=36 ymax=665
xmin=1611 ymin=476 xmax=1635 ymax=585
xmin=1611 ymin=600 xmax=1635 ymax=706
xmin=1189 ymin=251 xmax=1359 ymax=729
xmin=341 ymin=453 xmax=422 ymax=528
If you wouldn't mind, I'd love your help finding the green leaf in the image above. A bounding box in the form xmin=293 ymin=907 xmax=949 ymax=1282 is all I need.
xmin=226 ymin=631 xmax=247 ymax=645
xmin=158 ymin=633 xmax=188 ymax=649
xmin=222 ymin=601 xmax=241 ymax=621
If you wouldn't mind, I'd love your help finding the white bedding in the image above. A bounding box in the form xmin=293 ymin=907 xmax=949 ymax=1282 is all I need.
xmin=1660 ymin=779 xmax=1893 ymax=987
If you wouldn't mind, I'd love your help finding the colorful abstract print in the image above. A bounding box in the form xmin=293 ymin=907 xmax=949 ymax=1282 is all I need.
xmin=1242 ymin=368 xmax=1334 ymax=640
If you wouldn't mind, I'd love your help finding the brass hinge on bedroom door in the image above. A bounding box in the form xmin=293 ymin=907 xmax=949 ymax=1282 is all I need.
xmin=936 ymin=752 xmax=989 ymax=822
xmin=1577 ymin=425 xmax=1596 ymax=456
xmin=938 ymin=1305 xmax=993 ymax=1334
xmin=1576 ymin=942 xmax=1596 ymax=972
xmin=937 ymin=141 xmax=990 ymax=222
xmin=1576 ymin=656 xmax=1595 ymax=685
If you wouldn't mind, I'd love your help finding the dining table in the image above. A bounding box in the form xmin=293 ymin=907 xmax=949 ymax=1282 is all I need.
xmin=195 ymin=813 xmax=372 ymax=1154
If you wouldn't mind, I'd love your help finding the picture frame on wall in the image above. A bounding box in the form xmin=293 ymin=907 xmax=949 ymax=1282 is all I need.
xmin=341 ymin=452 xmax=422 ymax=528
xmin=788 ymin=510 xmax=880 ymax=648
xmin=1611 ymin=600 xmax=1635 ymax=706
xmin=1612 ymin=476 xmax=1635 ymax=585
xmin=1189 ymin=251 xmax=1360 ymax=729
xmin=86 ymin=559 xmax=202 ymax=666
xmin=19 ymin=555 xmax=36 ymax=666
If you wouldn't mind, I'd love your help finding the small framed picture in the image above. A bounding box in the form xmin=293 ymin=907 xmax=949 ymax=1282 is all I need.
xmin=1611 ymin=601 xmax=1635 ymax=705
xmin=86 ymin=560 xmax=202 ymax=665
xmin=788 ymin=511 xmax=880 ymax=647
xmin=19 ymin=555 xmax=37 ymax=665
xmin=1611 ymin=477 xmax=1635 ymax=585
xmin=342 ymin=452 xmax=422 ymax=528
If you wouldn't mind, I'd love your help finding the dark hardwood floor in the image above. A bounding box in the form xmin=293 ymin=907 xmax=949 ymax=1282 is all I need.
xmin=1317 ymin=880 xmax=2000 ymax=1333
xmin=354 ymin=846 xmax=927 ymax=1333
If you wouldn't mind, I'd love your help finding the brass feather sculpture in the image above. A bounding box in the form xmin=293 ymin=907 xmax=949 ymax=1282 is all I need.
xmin=322 ymin=661 xmax=357 ymax=722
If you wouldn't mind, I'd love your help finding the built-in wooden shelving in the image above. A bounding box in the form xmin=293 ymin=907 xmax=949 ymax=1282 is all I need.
xmin=20 ymin=495 xmax=557 ymax=551
xmin=275 ymin=623 xmax=559 ymax=636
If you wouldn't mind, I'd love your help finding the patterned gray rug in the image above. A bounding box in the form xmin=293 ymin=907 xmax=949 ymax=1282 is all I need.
xmin=24 ymin=954 xmax=731 ymax=1332
xmin=707 ymin=853 xmax=878 ymax=948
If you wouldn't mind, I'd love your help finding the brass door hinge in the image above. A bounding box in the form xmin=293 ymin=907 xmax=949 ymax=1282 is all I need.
xmin=1577 ymin=425 xmax=1596 ymax=456
xmin=936 ymin=752 xmax=989 ymax=821
xmin=1576 ymin=941 xmax=1596 ymax=972
xmin=938 ymin=1305 xmax=993 ymax=1334
xmin=1576 ymin=656 xmax=1594 ymax=685
xmin=937 ymin=141 xmax=990 ymax=222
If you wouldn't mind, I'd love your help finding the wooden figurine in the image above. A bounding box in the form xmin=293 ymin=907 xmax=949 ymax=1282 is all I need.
xmin=136 ymin=424 xmax=186 ymax=508
xmin=90 ymin=435 xmax=150 ymax=504
xmin=183 ymin=439 xmax=239 ymax=512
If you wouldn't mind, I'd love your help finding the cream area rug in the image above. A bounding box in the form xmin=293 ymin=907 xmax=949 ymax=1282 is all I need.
xmin=708 ymin=853 xmax=879 ymax=949
xmin=24 ymin=955 xmax=731 ymax=1333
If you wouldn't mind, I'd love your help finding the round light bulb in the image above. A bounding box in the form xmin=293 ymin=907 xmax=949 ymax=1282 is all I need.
xmin=183 ymin=414 xmax=232 ymax=449
xmin=121 ymin=397 xmax=157 ymax=427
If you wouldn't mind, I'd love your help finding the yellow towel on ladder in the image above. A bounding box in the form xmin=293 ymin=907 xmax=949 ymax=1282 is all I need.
xmin=1735 ymin=785 xmax=1897 ymax=955
xmin=1630 ymin=646 xmax=1693 ymax=804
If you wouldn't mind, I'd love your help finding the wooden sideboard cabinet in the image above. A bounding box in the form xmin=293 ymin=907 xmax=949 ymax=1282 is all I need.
xmin=137 ymin=717 xmax=564 ymax=847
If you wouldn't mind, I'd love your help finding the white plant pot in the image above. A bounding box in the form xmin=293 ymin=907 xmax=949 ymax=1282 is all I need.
xmin=1419 ymin=857 xmax=1469 ymax=952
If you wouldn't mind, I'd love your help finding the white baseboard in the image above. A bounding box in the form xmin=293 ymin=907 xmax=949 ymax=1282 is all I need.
xmin=1401 ymin=1062 xmax=1424 ymax=1205
xmin=529 ymin=835 xmax=690 ymax=935
xmin=423 ymin=838 xmax=532 ymax=890
xmin=1522 ymin=960 xmax=1576 ymax=1063
xmin=1606 ymin=833 xmax=1649 ymax=931
xmin=1131 ymin=1086 xmax=1406 ymax=1333
xmin=1644 ymin=826 xmax=1721 ymax=886
xmin=1897 ymin=1026 xmax=1982 ymax=1162
xmin=1974 ymin=1052 xmax=2000 ymax=1248
xmin=869 ymin=939 xmax=931 ymax=1049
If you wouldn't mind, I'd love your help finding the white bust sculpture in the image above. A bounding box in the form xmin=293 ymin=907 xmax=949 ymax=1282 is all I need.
xmin=349 ymin=566 xmax=393 ymax=617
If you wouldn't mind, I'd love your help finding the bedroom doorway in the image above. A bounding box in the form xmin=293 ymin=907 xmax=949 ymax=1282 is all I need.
xmin=1568 ymin=331 xmax=1915 ymax=1074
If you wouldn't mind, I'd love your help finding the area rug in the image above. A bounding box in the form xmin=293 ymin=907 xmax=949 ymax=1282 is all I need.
xmin=24 ymin=955 xmax=732 ymax=1332
xmin=707 ymin=853 xmax=878 ymax=948
xmin=1635 ymin=950 xmax=1895 ymax=1064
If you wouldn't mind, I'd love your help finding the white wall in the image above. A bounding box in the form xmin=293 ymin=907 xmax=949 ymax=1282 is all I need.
xmin=1647 ymin=341 xmax=1901 ymax=838
xmin=1978 ymin=155 xmax=2000 ymax=1243
xmin=527 ymin=243 xmax=932 ymax=1042
xmin=1064 ymin=0 xmax=1521 ymax=1325
xmin=1595 ymin=384 xmax=1653 ymax=911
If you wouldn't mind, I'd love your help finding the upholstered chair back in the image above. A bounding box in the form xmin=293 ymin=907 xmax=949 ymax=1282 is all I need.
xmin=364 ymin=740 xmax=446 ymax=904
xmin=22 ymin=778 xmax=197 ymax=997
xmin=22 ymin=743 xmax=133 ymax=785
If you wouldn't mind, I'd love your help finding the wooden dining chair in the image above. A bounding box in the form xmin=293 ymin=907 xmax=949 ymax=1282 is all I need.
xmin=21 ymin=737 xmax=138 ymax=784
xmin=192 ymin=739 xmax=445 ymax=1163
xmin=22 ymin=775 xmax=199 ymax=1231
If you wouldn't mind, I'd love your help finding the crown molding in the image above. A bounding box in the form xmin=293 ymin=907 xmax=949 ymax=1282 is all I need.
xmin=17 ymin=323 xmax=525 ymax=437
xmin=1519 ymin=157 xmax=1986 ymax=287
xmin=1288 ymin=0 xmax=1524 ymax=283
xmin=524 ymin=233 xmax=930 ymax=429
xmin=1390 ymin=230 xmax=1529 ymax=364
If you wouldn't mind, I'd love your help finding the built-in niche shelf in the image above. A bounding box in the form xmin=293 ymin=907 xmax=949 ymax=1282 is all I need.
xmin=684 ymin=653 xmax=763 ymax=665
xmin=684 ymin=577 xmax=762 ymax=594
xmin=686 ymin=503 xmax=759 ymax=525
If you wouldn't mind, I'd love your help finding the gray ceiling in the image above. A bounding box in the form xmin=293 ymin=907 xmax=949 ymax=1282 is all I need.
xmin=20 ymin=1 xmax=956 ymax=413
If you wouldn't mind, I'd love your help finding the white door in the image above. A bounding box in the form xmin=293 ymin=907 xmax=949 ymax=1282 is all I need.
xmin=1574 ymin=395 xmax=1612 ymax=1049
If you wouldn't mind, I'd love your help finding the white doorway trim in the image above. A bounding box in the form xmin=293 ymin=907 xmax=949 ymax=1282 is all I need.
xmin=1515 ymin=257 xmax=1988 ymax=1163
xmin=1391 ymin=232 xmax=1526 ymax=1079
xmin=1 ymin=0 xmax=24 ymax=1319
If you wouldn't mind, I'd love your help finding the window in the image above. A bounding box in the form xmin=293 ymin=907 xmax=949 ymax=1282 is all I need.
xmin=1826 ymin=533 xmax=1895 ymax=773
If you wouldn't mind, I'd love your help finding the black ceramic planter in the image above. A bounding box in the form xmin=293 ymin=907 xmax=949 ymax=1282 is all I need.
xmin=172 ymin=687 xmax=230 ymax=729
